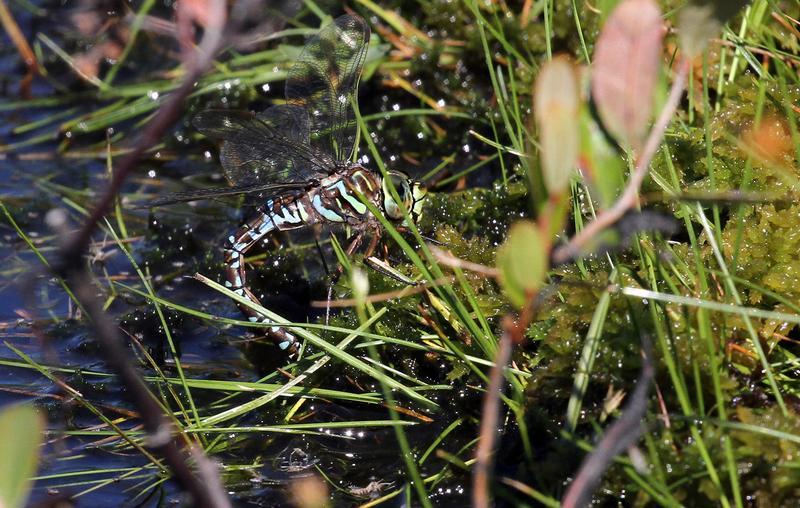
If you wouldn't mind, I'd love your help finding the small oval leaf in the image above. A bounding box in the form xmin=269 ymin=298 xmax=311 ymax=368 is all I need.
xmin=496 ymin=221 xmax=548 ymax=308
xmin=592 ymin=0 xmax=664 ymax=150
xmin=534 ymin=56 xmax=580 ymax=197
xmin=0 ymin=404 xmax=43 ymax=508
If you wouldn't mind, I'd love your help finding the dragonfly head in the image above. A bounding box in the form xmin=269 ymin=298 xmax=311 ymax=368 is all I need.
xmin=381 ymin=171 xmax=428 ymax=225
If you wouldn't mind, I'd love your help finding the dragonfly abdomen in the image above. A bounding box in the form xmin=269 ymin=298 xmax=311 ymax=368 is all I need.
xmin=221 ymin=164 xmax=387 ymax=355
xmin=221 ymin=167 xmax=379 ymax=354
xmin=223 ymin=197 xmax=309 ymax=353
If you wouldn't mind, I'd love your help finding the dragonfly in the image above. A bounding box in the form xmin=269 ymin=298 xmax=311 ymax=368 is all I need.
xmin=146 ymin=15 xmax=427 ymax=354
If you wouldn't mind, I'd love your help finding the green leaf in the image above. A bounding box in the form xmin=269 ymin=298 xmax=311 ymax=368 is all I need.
xmin=534 ymin=56 xmax=580 ymax=197
xmin=0 ymin=404 xmax=43 ymax=508
xmin=678 ymin=0 xmax=751 ymax=57
xmin=579 ymin=106 xmax=626 ymax=208
xmin=496 ymin=221 xmax=548 ymax=308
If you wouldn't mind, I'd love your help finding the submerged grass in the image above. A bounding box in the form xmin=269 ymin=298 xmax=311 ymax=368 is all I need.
xmin=1 ymin=0 xmax=800 ymax=506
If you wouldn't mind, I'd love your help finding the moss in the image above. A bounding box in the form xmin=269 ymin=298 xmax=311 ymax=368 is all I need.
xmin=730 ymin=406 xmax=800 ymax=506
xmin=719 ymin=204 xmax=800 ymax=305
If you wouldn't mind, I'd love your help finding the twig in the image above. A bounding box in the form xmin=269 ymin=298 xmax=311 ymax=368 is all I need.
xmin=472 ymin=321 xmax=515 ymax=508
xmin=561 ymin=335 xmax=654 ymax=508
xmin=473 ymin=300 xmax=536 ymax=508
xmin=552 ymin=57 xmax=691 ymax=265
xmin=43 ymin=2 xmax=232 ymax=506
xmin=429 ymin=245 xmax=499 ymax=277
xmin=309 ymin=275 xmax=455 ymax=307
xmin=46 ymin=209 xmax=231 ymax=508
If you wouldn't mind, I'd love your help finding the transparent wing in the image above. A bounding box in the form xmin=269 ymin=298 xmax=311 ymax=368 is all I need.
xmin=286 ymin=15 xmax=369 ymax=163
xmin=135 ymin=181 xmax=309 ymax=208
xmin=193 ymin=108 xmax=335 ymax=188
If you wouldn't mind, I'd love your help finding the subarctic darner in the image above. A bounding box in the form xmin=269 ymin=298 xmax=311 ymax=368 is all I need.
xmin=149 ymin=15 xmax=427 ymax=354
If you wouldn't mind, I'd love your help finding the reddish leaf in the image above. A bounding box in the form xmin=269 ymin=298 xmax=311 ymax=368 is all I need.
xmin=592 ymin=0 xmax=664 ymax=150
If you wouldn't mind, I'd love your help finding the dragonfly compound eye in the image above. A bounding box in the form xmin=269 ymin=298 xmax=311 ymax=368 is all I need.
xmin=382 ymin=171 xmax=413 ymax=221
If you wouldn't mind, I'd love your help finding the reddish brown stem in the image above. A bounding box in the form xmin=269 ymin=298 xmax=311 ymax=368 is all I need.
xmin=473 ymin=299 xmax=536 ymax=508
xmin=45 ymin=2 xmax=231 ymax=506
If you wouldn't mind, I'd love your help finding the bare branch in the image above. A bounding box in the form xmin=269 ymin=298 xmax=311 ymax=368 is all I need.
xmin=46 ymin=209 xmax=231 ymax=508
xmin=473 ymin=298 xmax=538 ymax=508
xmin=42 ymin=1 xmax=234 ymax=505
xmin=561 ymin=335 xmax=654 ymax=508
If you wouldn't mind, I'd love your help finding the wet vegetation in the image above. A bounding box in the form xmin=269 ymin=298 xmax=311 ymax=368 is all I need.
xmin=2 ymin=0 xmax=800 ymax=506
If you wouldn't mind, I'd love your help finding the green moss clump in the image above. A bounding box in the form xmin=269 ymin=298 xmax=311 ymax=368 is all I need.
xmin=732 ymin=405 xmax=800 ymax=505
xmin=720 ymin=203 xmax=800 ymax=305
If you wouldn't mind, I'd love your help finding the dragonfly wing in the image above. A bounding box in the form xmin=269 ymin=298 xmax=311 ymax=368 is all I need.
xmin=286 ymin=15 xmax=369 ymax=163
xmin=136 ymin=181 xmax=309 ymax=208
xmin=193 ymin=109 xmax=335 ymax=188
xmin=256 ymin=104 xmax=311 ymax=145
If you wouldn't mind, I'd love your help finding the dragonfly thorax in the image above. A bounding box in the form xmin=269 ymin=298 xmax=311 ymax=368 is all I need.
xmin=296 ymin=166 xmax=426 ymax=228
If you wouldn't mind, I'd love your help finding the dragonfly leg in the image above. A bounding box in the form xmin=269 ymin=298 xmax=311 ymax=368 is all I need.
xmin=314 ymin=236 xmax=331 ymax=276
xmin=363 ymin=235 xmax=418 ymax=285
xmin=363 ymin=232 xmax=379 ymax=259
xmin=329 ymin=232 xmax=366 ymax=284
xmin=364 ymin=256 xmax=418 ymax=286
xmin=224 ymin=215 xmax=300 ymax=355
xmin=324 ymin=232 xmax=365 ymax=326
xmin=394 ymin=226 xmax=444 ymax=247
